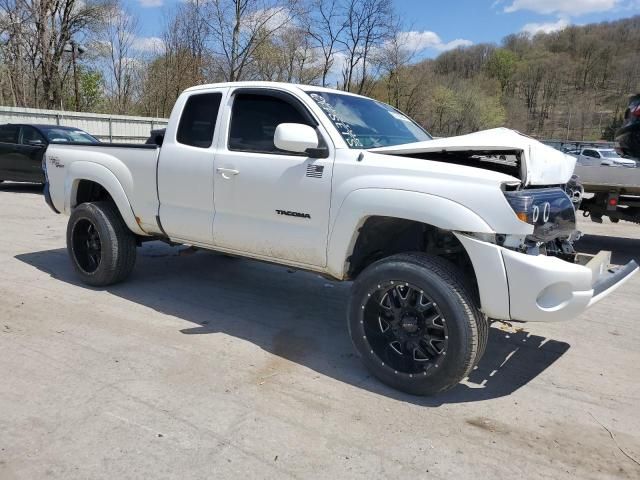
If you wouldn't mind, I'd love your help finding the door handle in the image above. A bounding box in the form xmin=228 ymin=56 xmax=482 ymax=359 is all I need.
xmin=216 ymin=167 xmax=240 ymax=179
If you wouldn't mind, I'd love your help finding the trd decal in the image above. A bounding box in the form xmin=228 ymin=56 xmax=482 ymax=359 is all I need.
xmin=276 ymin=210 xmax=311 ymax=219
xmin=49 ymin=157 xmax=64 ymax=168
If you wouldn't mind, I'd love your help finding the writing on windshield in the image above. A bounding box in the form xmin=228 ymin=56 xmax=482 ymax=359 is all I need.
xmin=308 ymin=91 xmax=431 ymax=149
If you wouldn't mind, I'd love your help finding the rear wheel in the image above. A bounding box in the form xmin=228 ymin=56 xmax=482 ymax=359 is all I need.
xmin=67 ymin=201 xmax=136 ymax=286
xmin=348 ymin=253 xmax=484 ymax=396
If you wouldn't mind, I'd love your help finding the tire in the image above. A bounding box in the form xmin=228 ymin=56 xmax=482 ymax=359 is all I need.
xmin=431 ymin=257 xmax=488 ymax=368
xmin=67 ymin=201 xmax=137 ymax=286
xmin=348 ymin=253 xmax=484 ymax=396
xmin=475 ymin=312 xmax=489 ymax=367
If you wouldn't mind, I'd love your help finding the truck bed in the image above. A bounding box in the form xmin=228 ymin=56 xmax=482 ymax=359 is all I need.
xmin=574 ymin=164 xmax=640 ymax=194
xmin=45 ymin=142 xmax=161 ymax=235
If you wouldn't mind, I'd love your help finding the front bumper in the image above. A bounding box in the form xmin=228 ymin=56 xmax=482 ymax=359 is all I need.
xmin=455 ymin=233 xmax=638 ymax=322
xmin=583 ymin=251 xmax=639 ymax=306
xmin=501 ymin=248 xmax=637 ymax=322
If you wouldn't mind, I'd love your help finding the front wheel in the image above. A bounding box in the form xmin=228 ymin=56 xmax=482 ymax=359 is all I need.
xmin=67 ymin=201 xmax=137 ymax=286
xmin=348 ymin=253 xmax=486 ymax=396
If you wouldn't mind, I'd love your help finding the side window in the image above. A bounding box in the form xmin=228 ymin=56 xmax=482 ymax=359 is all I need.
xmin=583 ymin=150 xmax=595 ymax=157
xmin=593 ymin=151 xmax=601 ymax=158
xmin=177 ymin=92 xmax=222 ymax=148
xmin=228 ymin=93 xmax=313 ymax=154
xmin=0 ymin=125 xmax=19 ymax=144
xmin=20 ymin=126 xmax=45 ymax=145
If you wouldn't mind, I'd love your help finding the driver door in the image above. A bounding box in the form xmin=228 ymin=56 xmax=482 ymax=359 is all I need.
xmin=212 ymin=88 xmax=334 ymax=267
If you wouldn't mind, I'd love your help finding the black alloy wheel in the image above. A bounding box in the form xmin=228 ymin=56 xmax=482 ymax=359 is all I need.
xmin=71 ymin=218 xmax=102 ymax=273
xmin=348 ymin=253 xmax=486 ymax=396
xmin=67 ymin=201 xmax=137 ymax=286
xmin=362 ymin=281 xmax=449 ymax=375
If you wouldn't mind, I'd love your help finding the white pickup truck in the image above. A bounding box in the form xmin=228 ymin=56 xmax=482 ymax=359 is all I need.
xmin=576 ymin=147 xmax=637 ymax=168
xmin=43 ymin=81 xmax=638 ymax=396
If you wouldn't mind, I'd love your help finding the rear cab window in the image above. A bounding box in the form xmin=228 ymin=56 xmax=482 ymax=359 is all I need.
xmin=177 ymin=92 xmax=223 ymax=148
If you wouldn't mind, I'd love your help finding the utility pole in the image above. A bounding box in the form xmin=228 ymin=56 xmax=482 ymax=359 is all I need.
xmin=71 ymin=41 xmax=80 ymax=111
xmin=65 ymin=41 xmax=86 ymax=111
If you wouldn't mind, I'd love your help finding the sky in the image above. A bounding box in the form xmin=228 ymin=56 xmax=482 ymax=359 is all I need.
xmin=129 ymin=0 xmax=640 ymax=57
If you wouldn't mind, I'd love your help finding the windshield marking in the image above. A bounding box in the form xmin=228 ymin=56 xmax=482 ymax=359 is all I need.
xmin=310 ymin=93 xmax=363 ymax=148
xmin=308 ymin=91 xmax=431 ymax=149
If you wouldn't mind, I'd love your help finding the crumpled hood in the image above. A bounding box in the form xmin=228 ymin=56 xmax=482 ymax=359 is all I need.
xmin=370 ymin=127 xmax=576 ymax=186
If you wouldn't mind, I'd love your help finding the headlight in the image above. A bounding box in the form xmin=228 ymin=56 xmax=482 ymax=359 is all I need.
xmin=503 ymin=188 xmax=576 ymax=242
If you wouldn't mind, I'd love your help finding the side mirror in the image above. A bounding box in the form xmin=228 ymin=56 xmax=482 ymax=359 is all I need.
xmin=274 ymin=123 xmax=321 ymax=155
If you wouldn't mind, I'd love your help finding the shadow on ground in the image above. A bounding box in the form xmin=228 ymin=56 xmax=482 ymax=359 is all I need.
xmin=16 ymin=243 xmax=570 ymax=406
xmin=0 ymin=182 xmax=43 ymax=194
xmin=575 ymin=233 xmax=640 ymax=265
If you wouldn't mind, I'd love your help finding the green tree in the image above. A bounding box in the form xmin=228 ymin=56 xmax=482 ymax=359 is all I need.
xmin=61 ymin=67 xmax=104 ymax=111
xmin=79 ymin=69 xmax=105 ymax=111
xmin=428 ymin=85 xmax=458 ymax=135
xmin=485 ymin=48 xmax=517 ymax=93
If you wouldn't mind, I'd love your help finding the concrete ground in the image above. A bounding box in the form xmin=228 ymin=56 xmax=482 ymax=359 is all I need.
xmin=1 ymin=183 xmax=639 ymax=480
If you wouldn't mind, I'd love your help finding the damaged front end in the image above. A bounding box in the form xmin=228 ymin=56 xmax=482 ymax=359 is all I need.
xmin=368 ymin=128 xmax=637 ymax=321
xmin=457 ymin=175 xmax=637 ymax=322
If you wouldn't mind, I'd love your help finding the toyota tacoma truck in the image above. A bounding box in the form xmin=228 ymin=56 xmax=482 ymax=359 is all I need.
xmin=43 ymin=82 xmax=638 ymax=396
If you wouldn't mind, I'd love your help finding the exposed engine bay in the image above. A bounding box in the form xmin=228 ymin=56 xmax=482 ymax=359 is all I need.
xmin=394 ymin=150 xmax=523 ymax=179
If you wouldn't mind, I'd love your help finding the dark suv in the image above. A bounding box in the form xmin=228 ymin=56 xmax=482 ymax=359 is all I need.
xmin=615 ymin=94 xmax=640 ymax=159
xmin=0 ymin=124 xmax=98 ymax=184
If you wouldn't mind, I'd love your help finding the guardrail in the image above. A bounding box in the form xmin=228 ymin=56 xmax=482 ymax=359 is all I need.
xmin=542 ymin=139 xmax=616 ymax=152
xmin=0 ymin=106 xmax=168 ymax=143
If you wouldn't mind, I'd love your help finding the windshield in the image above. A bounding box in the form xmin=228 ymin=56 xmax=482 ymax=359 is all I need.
xmin=600 ymin=150 xmax=620 ymax=158
xmin=45 ymin=129 xmax=98 ymax=144
xmin=307 ymin=91 xmax=431 ymax=148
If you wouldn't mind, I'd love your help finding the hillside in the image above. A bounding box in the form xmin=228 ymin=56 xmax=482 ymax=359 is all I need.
xmin=379 ymin=16 xmax=640 ymax=141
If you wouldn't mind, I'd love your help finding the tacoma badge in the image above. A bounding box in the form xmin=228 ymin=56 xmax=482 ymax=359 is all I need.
xmin=276 ymin=210 xmax=311 ymax=219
